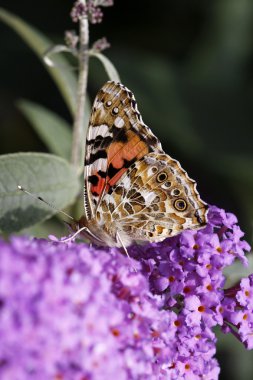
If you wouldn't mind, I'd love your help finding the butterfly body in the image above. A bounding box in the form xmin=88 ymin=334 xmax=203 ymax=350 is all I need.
xmin=75 ymin=81 xmax=208 ymax=248
xmin=75 ymin=215 xmax=133 ymax=248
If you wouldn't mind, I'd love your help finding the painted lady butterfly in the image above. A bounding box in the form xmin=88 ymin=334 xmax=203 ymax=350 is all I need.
xmin=72 ymin=81 xmax=208 ymax=250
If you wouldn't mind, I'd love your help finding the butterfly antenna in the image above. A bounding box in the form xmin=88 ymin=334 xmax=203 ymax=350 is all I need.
xmin=17 ymin=185 xmax=75 ymax=221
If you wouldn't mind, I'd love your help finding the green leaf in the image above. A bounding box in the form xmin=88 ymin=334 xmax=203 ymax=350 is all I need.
xmin=90 ymin=52 xmax=121 ymax=82
xmin=0 ymin=7 xmax=77 ymax=115
xmin=0 ymin=153 xmax=80 ymax=233
xmin=17 ymin=100 xmax=72 ymax=160
xmin=21 ymin=218 xmax=66 ymax=239
xmin=223 ymin=254 xmax=253 ymax=287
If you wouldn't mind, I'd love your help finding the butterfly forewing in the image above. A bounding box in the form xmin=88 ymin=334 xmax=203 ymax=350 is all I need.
xmin=84 ymin=81 xmax=164 ymax=219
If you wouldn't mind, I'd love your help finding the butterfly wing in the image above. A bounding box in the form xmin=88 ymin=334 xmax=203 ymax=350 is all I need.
xmin=97 ymin=153 xmax=208 ymax=244
xmin=84 ymin=81 xmax=164 ymax=219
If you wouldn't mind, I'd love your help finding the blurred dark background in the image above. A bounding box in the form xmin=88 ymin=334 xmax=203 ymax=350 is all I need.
xmin=0 ymin=1 xmax=253 ymax=378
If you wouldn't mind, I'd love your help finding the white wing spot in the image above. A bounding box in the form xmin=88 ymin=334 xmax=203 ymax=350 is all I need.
xmin=88 ymin=124 xmax=112 ymax=140
xmin=114 ymin=117 xmax=125 ymax=128
xmin=87 ymin=158 xmax=107 ymax=172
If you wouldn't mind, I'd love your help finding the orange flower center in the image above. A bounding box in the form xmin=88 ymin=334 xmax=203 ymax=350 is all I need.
xmin=183 ymin=286 xmax=191 ymax=294
xmin=111 ymin=328 xmax=120 ymax=337
xmin=174 ymin=320 xmax=181 ymax=327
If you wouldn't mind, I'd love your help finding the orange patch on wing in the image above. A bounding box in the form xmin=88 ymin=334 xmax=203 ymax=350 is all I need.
xmin=92 ymin=131 xmax=150 ymax=195
xmin=107 ymin=131 xmax=149 ymax=169
xmin=108 ymin=168 xmax=127 ymax=187
xmin=107 ymin=142 xmax=124 ymax=168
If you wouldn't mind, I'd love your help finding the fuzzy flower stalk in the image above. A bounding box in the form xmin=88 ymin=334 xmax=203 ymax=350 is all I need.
xmin=0 ymin=205 xmax=252 ymax=379
xmin=69 ymin=0 xmax=113 ymax=168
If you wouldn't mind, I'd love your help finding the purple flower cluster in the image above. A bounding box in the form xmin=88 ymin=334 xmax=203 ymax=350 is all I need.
xmin=222 ymin=275 xmax=253 ymax=349
xmin=129 ymin=206 xmax=252 ymax=377
xmin=0 ymin=206 xmax=252 ymax=379
xmin=71 ymin=0 xmax=113 ymax=24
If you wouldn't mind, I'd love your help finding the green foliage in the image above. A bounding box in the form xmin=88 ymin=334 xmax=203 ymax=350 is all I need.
xmin=90 ymin=51 xmax=121 ymax=82
xmin=17 ymin=100 xmax=72 ymax=160
xmin=0 ymin=153 xmax=80 ymax=233
xmin=223 ymin=255 xmax=253 ymax=287
xmin=0 ymin=7 xmax=77 ymax=115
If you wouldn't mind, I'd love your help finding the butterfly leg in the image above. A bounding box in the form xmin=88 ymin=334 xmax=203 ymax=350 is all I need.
xmin=116 ymin=232 xmax=137 ymax=272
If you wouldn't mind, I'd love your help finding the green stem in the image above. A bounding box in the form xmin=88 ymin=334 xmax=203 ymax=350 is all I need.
xmin=71 ymin=0 xmax=89 ymax=169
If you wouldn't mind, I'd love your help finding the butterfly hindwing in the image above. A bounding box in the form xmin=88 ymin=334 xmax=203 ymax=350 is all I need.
xmin=97 ymin=153 xmax=208 ymax=243
xmin=84 ymin=81 xmax=164 ymax=219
